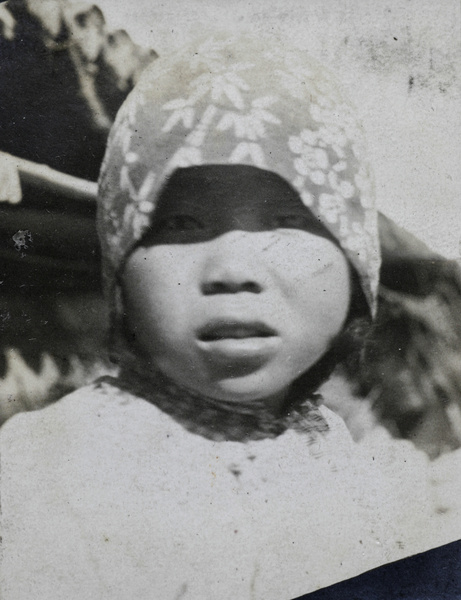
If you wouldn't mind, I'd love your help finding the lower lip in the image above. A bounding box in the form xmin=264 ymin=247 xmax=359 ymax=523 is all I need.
xmin=196 ymin=337 xmax=280 ymax=362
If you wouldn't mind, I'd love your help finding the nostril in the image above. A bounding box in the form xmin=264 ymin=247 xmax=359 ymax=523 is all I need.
xmin=202 ymin=280 xmax=262 ymax=295
xmin=202 ymin=282 xmax=226 ymax=295
xmin=241 ymin=281 xmax=261 ymax=293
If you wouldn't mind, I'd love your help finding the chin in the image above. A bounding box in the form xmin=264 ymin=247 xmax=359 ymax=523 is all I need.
xmin=207 ymin=377 xmax=288 ymax=406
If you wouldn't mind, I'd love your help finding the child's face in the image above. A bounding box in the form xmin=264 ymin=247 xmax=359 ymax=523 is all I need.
xmin=122 ymin=167 xmax=351 ymax=410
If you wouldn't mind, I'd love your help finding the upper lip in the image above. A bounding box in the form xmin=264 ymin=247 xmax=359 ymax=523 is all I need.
xmin=197 ymin=320 xmax=277 ymax=341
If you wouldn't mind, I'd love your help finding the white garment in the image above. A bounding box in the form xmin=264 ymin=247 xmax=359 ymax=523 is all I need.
xmin=0 ymin=380 xmax=459 ymax=600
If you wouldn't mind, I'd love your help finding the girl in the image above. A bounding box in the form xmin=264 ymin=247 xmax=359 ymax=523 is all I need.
xmin=1 ymin=34 xmax=459 ymax=600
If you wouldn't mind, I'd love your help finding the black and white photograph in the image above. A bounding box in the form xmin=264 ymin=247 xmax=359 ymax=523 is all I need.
xmin=1 ymin=1 xmax=461 ymax=598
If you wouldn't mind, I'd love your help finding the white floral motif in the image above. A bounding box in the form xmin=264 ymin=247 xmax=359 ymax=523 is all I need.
xmin=355 ymin=166 xmax=375 ymax=209
xmin=190 ymin=63 xmax=253 ymax=110
xmin=125 ymin=152 xmax=139 ymax=164
xmin=161 ymin=63 xmax=254 ymax=134
xmin=217 ymin=96 xmax=280 ymax=141
xmin=316 ymin=125 xmax=347 ymax=149
xmin=105 ymin=229 xmax=125 ymax=267
xmin=168 ymin=146 xmax=203 ymax=170
xmin=120 ymin=167 xmax=156 ymax=205
xmin=293 ymin=175 xmax=304 ymax=191
xmin=333 ymin=161 xmax=347 ymax=172
xmin=291 ymin=179 xmax=314 ymax=206
xmin=112 ymin=115 xmax=135 ymax=158
xmin=359 ymin=193 xmax=374 ymax=210
xmin=229 ymin=142 xmax=266 ymax=168
xmin=300 ymin=190 xmax=314 ymax=207
xmin=107 ymin=209 xmax=121 ymax=239
xmin=162 ymin=98 xmax=195 ymax=133
xmin=117 ymin=164 xmax=156 ymax=254
xmin=328 ymin=170 xmax=355 ymax=199
xmin=186 ymin=105 xmax=218 ymax=147
xmin=123 ymin=204 xmax=151 ymax=244
xmin=315 ymin=125 xmax=349 ymax=159
xmin=318 ymin=193 xmax=347 ymax=224
xmin=342 ymin=221 xmax=368 ymax=259
xmin=289 ymin=129 xmax=330 ymax=187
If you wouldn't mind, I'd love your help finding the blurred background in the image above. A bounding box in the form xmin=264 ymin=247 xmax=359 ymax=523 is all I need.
xmin=1 ymin=0 xmax=461 ymax=458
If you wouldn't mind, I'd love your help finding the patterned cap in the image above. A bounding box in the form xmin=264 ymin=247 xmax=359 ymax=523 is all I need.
xmin=98 ymin=33 xmax=381 ymax=321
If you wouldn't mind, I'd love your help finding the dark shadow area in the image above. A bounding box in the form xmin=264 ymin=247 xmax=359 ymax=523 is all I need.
xmin=297 ymin=539 xmax=461 ymax=599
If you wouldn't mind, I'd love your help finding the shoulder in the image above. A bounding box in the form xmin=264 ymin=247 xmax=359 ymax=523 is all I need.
xmin=1 ymin=379 xmax=111 ymax=436
xmin=0 ymin=378 xmax=157 ymax=462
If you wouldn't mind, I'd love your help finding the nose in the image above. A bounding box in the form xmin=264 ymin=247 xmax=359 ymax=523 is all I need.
xmin=200 ymin=231 xmax=265 ymax=295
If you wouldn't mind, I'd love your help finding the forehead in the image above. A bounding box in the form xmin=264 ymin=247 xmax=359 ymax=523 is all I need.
xmin=157 ymin=165 xmax=297 ymax=208
xmin=153 ymin=165 xmax=327 ymax=230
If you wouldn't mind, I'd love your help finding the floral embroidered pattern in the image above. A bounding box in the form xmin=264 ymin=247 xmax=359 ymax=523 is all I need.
xmin=289 ymin=131 xmax=330 ymax=187
xmin=217 ymin=96 xmax=280 ymax=140
xmin=229 ymin=142 xmax=267 ymax=167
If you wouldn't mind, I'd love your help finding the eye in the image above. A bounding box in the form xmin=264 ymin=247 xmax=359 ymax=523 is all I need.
xmin=155 ymin=215 xmax=204 ymax=233
xmin=140 ymin=214 xmax=207 ymax=246
xmin=273 ymin=215 xmax=312 ymax=230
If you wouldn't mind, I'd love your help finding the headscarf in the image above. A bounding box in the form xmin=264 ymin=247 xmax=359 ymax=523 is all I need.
xmin=98 ymin=33 xmax=380 ymax=321
xmin=96 ymin=33 xmax=381 ymax=441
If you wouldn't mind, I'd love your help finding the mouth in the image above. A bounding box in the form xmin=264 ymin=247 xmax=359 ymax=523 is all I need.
xmin=196 ymin=320 xmax=280 ymax=364
xmin=197 ymin=320 xmax=277 ymax=342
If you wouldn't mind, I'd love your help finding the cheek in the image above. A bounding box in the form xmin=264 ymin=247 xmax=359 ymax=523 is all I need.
xmin=122 ymin=247 xmax=200 ymax=351
xmin=268 ymin=234 xmax=351 ymax=305
xmin=273 ymin=240 xmax=351 ymax=358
